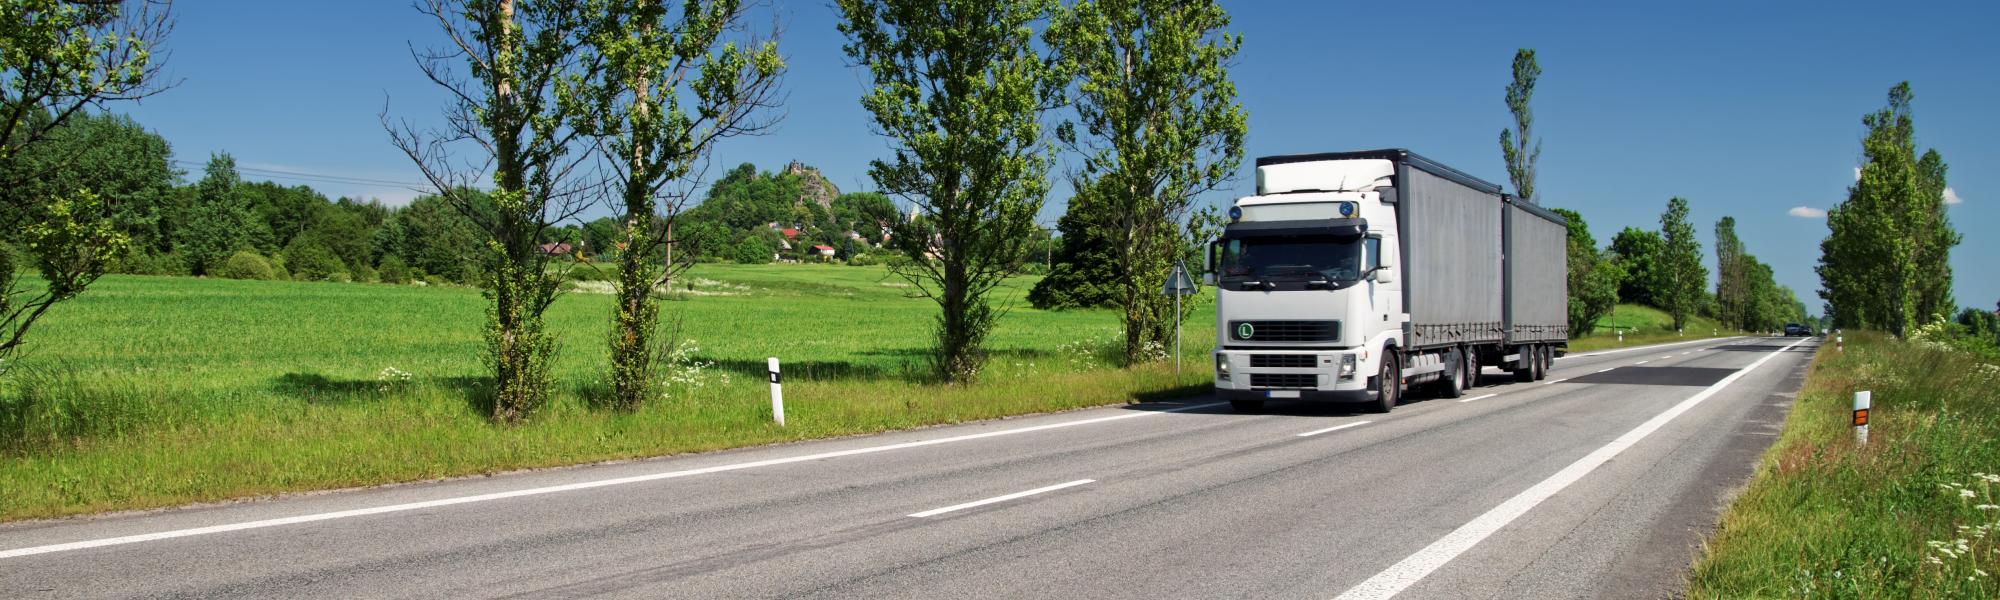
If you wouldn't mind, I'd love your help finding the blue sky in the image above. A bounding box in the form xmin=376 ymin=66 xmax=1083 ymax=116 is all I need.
xmin=117 ymin=0 xmax=1997 ymax=313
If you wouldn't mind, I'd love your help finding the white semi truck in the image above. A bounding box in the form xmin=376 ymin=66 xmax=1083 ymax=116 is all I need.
xmin=1205 ymin=149 xmax=1568 ymax=413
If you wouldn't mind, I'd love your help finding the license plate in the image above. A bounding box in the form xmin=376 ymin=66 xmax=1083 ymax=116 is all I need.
xmin=1266 ymin=390 xmax=1301 ymax=398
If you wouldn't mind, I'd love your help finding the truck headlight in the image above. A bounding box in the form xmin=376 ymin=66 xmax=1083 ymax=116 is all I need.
xmin=1339 ymin=354 xmax=1357 ymax=379
xmin=1216 ymin=354 xmax=1231 ymax=381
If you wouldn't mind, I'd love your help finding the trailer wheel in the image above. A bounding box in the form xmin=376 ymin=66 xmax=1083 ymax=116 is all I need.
xmin=1372 ymin=351 xmax=1401 ymax=413
xmin=1229 ymin=399 xmax=1264 ymax=413
xmin=1532 ymin=345 xmax=1550 ymax=380
xmin=1513 ymin=345 xmax=1535 ymax=383
xmin=1464 ymin=352 xmax=1481 ymax=388
xmin=1436 ymin=349 xmax=1465 ymax=399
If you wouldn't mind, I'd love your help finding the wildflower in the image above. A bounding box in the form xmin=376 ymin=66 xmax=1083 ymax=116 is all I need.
xmin=1977 ymin=504 xmax=1999 ymax=511
xmin=1962 ymin=489 xmax=1978 ymax=499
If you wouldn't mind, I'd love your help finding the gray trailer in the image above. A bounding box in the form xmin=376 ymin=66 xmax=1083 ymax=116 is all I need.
xmin=1502 ymin=196 xmax=1569 ymax=345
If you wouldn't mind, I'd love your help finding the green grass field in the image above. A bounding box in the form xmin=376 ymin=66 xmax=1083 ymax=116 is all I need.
xmin=1568 ymin=304 xmax=1739 ymax=353
xmin=0 ymin=265 xmax=1215 ymax=521
xmin=1687 ymin=332 xmax=2000 ymax=598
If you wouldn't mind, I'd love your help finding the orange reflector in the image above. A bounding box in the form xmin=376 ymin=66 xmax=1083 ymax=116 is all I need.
xmin=1853 ymin=408 xmax=1869 ymax=426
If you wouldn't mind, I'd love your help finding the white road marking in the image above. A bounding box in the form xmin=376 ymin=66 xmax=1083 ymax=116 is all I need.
xmin=1296 ymin=421 xmax=1374 ymax=437
xmin=0 ymin=402 xmax=1226 ymax=560
xmin=1660 ymin=355 xmax=1675 ymax=359
xmin=1541 ymin=378 xmax=1570 ymax=385
xmin=1456 ymin=394 xmax=1498 ymax=404
xmin=1332 ymin=337 xmax=1809 ymax=600
xmin=907 ymin=479 xmax=1094 ymax=518
xmin=1633 ymin=360 xmax=1649 ymax=365
xmin=1596 ymin=368 xmax=1615 ymax=373
xmin=1555 ymin=337 xmax=1736 ymax=360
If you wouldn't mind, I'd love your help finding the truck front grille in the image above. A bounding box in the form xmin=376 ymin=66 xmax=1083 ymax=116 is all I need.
xmin=1250 ymin=354 xmax=1317 ymax=369
xmin=1250 ymin=373 xmax=1318 ymax=389
xmin=1231 ymin=320 xmax=1339 ymax=342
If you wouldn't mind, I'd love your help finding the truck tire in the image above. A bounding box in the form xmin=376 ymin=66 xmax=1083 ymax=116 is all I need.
xmin=1372 ymin=351 xmax=1401 ymax=413
xmin=1532 ymin=345 xmax=1550 ymax=381
xmin=1464 ymin=352 xmax=1481 ymax=388
xmin=1436 ymin=349 xmax=1465 ymax=399
xmin=1230 ymin=399 xmax=1265 ymax=413
xmin=1513 ymin=345 xmax=1535 ymax=383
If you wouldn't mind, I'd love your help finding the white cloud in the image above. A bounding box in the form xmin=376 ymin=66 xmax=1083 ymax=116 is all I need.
xmin=1944 ymin=187 xmax=1963 ymax=205
xmin=1789 ymin=206 xmax=1828 ymax=218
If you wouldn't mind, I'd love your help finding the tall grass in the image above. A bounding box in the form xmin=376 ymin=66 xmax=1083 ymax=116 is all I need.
xmin=1687 ymin=331 xmax=2000 ymax=598
xmin=0 ymin=267 xmax=1215 ymax=521
xmin=1569 ymin=304 xmax=1740 ymax=353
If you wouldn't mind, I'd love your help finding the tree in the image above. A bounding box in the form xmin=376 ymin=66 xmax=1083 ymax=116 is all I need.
xmin=1550 ymin=208 xmax=1619 ymax=336
xmin=1498 ymin=49 xmax=1541 ymax=204
xmin=1607 ymin=226 xmax=1664 ymax=307
xmin=581 ymin=0 xmax=785 ymax=410
xmin=393 ymin=193 xmax=487 ymax=284
xmin=1041 ymin=0 xmax=1245 ymax=364
xmin=837 ymin=0 xmax=1061 ymax=382
xmin=0 ymin=113 xmax=179 ymax=255
xmin=175 ymin=153 xmax=258 ymax=275
xmin=830 ymin=192 xmax=898 ymax=235
xmin=1657 ymin=197 xmax=1706 ymax=331
xmin=0 ymin=0 xmax=172 ymax=365
xmin=1713 ymin=216 xmax=1745 ymax=329
xmin=1817 ymin=82 xmax=1958 ymax=335
xmin=1028 ymin=198 xmax=1119 ymax=310
xmin=387 ymin=0 xmax=604 ymax=421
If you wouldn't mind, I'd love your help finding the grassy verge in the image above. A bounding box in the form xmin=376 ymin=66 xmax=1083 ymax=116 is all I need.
xmin=0 ymin=266 xmax=1215 ymax=522
xmin=1687 ymin=331 xmax=2000 ymax=598
xmin=1568 ymin=304 xmax=1741 ymax=353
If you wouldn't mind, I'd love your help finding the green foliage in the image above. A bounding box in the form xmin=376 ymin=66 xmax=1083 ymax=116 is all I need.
xmin=1041 ymin=0 xmax=1244 ymax=364
xmin=391 ymin=193 xmax=486 ymax=285
xmin=0 ymin=113 xmax=179 ymax=253
xmin=1499 ymin=48 xmax=1541 ymax=203
xmin=1818 ymin=82 xmax=1960 ymax=336
xmin=377 ymin=255 xmax=412 ymax=285
xmin=112 ymin=250 xmax=188 ymax=276
xmin=215 ymin=250 xmax=277 ymax=281
xmin=173 ymin=153 xmax=260 ymax=275
xmin=838 ymin=0 xmax=1062 ymax=381
xmin=1607 ymin=226 xmax=1665 ymax=307
xmin=730 ymin=236 xmax=772 ymax=264
xmin=281 ymin=239 xmax=348 ymax=282
xmin=1031 ymin=197 xmax=1119 ymax=310
xmin=1550 ymin=208 xmax=1619 ymax=336
xmin=1657 ymin=197 xmax=1706 ymax=331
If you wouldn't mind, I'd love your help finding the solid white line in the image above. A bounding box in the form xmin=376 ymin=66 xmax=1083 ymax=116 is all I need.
xmin=0 ymin=402 xmax=1226 ymax=560
xmin=1331 ymin=337 xmax=1808 ymax=600
xmin=1541 ymin=378 xmax=1570 ymax=385
xmin=1296 ymin=421 xmax=1374 ymax=437
xmin=907 ymin=479 xmax=1094 ymax=518
xmin=1456 ymin=393 xmax=1499 ymax=404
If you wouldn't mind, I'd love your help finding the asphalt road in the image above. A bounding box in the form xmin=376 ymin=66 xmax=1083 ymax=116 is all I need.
xmin=0 ymin=335 xmax=1817 ymax=599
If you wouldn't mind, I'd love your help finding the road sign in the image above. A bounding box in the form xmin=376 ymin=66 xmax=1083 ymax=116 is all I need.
xmin=1162 ymin=264 xmax=1198 ymax=296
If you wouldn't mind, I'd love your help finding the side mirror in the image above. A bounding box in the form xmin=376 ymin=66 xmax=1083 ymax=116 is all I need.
xmin=1202 ymin=240 xmax=1219 ymax=285
xmin=1373 ymin=266 xmax=1395 ymax=284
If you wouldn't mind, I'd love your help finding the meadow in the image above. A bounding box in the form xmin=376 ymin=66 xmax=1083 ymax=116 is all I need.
xmin=0 ymin=264 xmax=1214 ymax=521
xmin=1687 ymin=331 xmax=2000 ymax=598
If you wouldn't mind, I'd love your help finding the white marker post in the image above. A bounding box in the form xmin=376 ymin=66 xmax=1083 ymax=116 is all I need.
xmin=1617 ymin=330 xmax=1624 ymax=344
xmin=1853 ymin=390 xmax=1870 ymax=445
xmin=768 ymin=357 xmax=785 ymax=426
xmin=1837 ymin=335 xmax=1844 ymax=352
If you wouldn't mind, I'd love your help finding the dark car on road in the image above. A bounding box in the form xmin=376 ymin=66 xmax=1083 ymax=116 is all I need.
xmin=1783 ymin=323 xmax=1809 ymax=336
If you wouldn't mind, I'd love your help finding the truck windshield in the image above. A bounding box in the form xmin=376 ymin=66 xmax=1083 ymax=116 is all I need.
xmin=1218 ymin=236 xmax=1366 ymax=282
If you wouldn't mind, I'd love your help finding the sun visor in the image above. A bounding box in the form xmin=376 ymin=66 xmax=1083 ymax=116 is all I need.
xmin=1223 ymin=218 xmax=1368 ymax=241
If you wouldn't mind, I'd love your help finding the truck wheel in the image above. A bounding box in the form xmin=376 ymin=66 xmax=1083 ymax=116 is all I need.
xmin=1372 ymin=351 xmax=1401 ymax=413
xmin=1436 ymin=349 xmax=1465 ymax=399
xmin=1532 ymin=345 xmax=1550 ymax=381
xmin=1513 ymin=346 xmax=1535 ymax=383
xmin=1464 ymin=352 xmax=1481 ymax=388
xmin=1230 ymin=399 xmax=1264 ymax=413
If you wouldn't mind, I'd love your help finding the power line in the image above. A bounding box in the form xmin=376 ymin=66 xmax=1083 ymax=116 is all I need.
xmin=171 ymin=160 xmax=431 ymax=189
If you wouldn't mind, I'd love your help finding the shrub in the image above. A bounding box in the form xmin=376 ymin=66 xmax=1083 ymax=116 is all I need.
xmin=283 ymin=240 xmax=349 ymax=282
xmin=731 ymin=237 xmax=773 ymax=265
xmin=352 ymin=263 xmax=379 ymax=284
xmin=114 ymin=251 xmax=192 ymax=276
xmin=377 ymin=256 xmax=411 ymax=284
xmin=215 ymin=250 xmax=278 ymax=280
xmin=424 ymin=274 xmax=448 ymax=287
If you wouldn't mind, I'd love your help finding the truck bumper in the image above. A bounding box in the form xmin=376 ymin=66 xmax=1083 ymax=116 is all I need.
xmin=1213 ymin=349 xmax=1372 ymax=403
